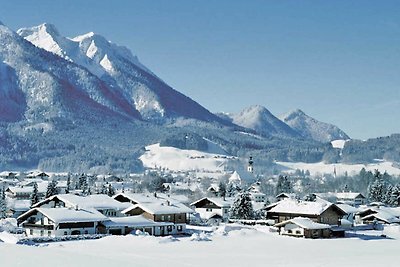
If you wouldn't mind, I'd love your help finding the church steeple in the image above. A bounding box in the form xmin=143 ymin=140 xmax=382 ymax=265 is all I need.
xmin=247 ymin=156 xmax=254 ymax=173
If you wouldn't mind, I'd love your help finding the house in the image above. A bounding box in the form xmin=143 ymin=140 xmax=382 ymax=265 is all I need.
xmin=101 ymin=215 xmax=175 ymax=236
xmin=190 ymin=197 xmax=232 ymax=222
xmin=122 ymin=200 xmax=193 ymax=235
xmin=313 ymin=192 xmax=366 ymax=206
xmin=32 ymin=194 xmax=131 ymax=217
xmin=266 ymin=199 xmax=347 ymax=226
xmin=7 ymin=199 xmax=31 ymax=218
xmin=275 ymin=217 xmax=331 ymax=238
xmin=17 ymin=207 xmax=107 ymax=237
xmin=357 ymin=206 xmax=400 ymax=225
xmin=361 ymin=211 xmax=400 ymax=225
xmin=6 ymin=184 xmax=47 ymax=200
xmin=26 ymin=171 xmax=49 ymax=179
xmin=248 ymin=182 xmax=266 ymax=203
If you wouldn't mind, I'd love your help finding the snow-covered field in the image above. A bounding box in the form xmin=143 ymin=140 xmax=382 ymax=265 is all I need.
xmin=1 ymin=225 xmax=400 ymax=267
xmin=139 ymin=143 xmax=235 ymax=173
xmin=277 ymin=160 xmax=400 ymax=176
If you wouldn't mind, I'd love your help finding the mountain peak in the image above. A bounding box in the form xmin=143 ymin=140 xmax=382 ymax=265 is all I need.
xmin=231 ymin=105 xmax=299 ymax=138
xmin=280 ymin=109 xmax=350 ymax=142
xmin=39 ymin=23 xmax=60 ymax=36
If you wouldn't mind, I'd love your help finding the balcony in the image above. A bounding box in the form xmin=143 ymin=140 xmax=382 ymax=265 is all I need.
xmin=23 ymin=223 xmax=54 ymax=230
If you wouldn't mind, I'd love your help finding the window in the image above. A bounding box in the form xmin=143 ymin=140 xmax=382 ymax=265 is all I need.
xmin=287 ymin=230 xmax=292 ymax=234
xmin=206 ymin=208 xmax=212 ymax=212
xmin=161 ymin=215 xmax=165 ymax=221
xmin=295 ymin=230 xmax=301 ymax=235
xmin=167 ymin=226 xmax=172 ymax=232
xmin=30 ymin=229 xmax=33 ymax=235
xmin=84 ymin=230 xmax=88 ymax=235
xmin=177 ymin=225 xmax=183 ymax=232
xmin=48 ymin=231 xmax=51 ymax=237
xmin=64 ymin=231 xmax=68 ymax=235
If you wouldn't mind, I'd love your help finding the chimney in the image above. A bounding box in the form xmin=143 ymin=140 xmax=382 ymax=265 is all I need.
xmin=166 ymin=200 xmax=170 ymax=206
xmin=75 ymin=205 xmax=79 ymax=211
xmin=154 ymin=192 xmax=157 ymax=198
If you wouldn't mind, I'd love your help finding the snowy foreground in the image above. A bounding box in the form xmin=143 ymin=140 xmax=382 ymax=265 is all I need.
xmin=1 ymin=225 xmax=400 ymax=267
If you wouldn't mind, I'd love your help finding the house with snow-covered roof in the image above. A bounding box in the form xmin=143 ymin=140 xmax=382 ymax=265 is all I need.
xmin=265 ymin=199 xmax=346 ymax=226
xmin=6 ymin=183 xmax=47 ymax=200
xmin=356 ymin=206 xmax=400 ymax=225
xmin=190 ymin=197 xmax=233 ymax=222
xmin=17 ymin=207 xmax=107 ymax=237
xmin=313 ymin=192 xmax=366 ymax=206
xmin=122 ymin=199 xmax=193 ymax=235
xmin=101 ymin=215 xmax=175 ymax=236
xmin=32 ymin=194 xmax=131 ymax=217
xmin=275 ymin=217 xmax=331 ymax=238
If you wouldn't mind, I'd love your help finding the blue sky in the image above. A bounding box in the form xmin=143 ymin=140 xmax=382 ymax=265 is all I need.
xmin=1 ymin=0 xmax=399 ymax=139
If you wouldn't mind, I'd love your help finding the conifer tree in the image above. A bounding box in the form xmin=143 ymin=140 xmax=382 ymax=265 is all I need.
xmin=218 ymin=181 xmax=226 ymax=198
xmin=388 ymin=184 xmax=400 ymax=207
xmin=0 ymin=186 xmax=7 ymax=219
xmin=30 ymin=182 xmax=39 ymax=207
xmin=275 ymin=175 xmax=292 ymax=196
xmin=45 ymin=180 xmax=59 ymax=198
xmin=229 ymin=191 xmax=254 ymax=220
xmin=66 ymin=174 xmax=71 ymax=194
xmin=107 ymin=184 xmax=116 ymax=197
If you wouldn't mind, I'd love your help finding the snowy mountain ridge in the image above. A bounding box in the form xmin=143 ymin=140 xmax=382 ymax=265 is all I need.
xmin=280 ymin=109 xmax=350 ymax=143
xmin=224 ymin=105 xmax=300 ymax=138
xmin=17 ymin=23 xmax=227 ymax=124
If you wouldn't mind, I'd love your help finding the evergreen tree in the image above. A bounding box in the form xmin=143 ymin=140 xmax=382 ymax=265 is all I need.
xmin=218 ymin=181 xmax=226 ymax=198
xmin=78 ymin=174 xmax=87 ymax=190
xmin=66 ymin=174 xmax=71 ymax=194
xmin=30 ymin=182 xmax=39 ymax=207
xmin=45 ymin=180 xmax=59 ymax=198
xmin=367 ymin=170 xmax=389 ymax=203
xmin=388 ymin=184 xmax=400 ymax=207
xmin=107 ymin=184 xmax=116 ymax=197
xmin=229 ymin=191 xmax=254 ymax=220
xmin=275 ymin=175 xmax=292 ymax=196
xmin=0 ymin=186 xmax=7 ymax=219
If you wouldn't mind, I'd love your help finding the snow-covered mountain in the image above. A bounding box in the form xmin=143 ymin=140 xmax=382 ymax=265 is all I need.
xmin=220 ymin=105 xmax=300 ymax=138
xmin=17 ymin=23 xmax=226 ymax=124
xmin=0 ymin=22 xmax=141 ymax=124
xmin=280 ymin=109 xmax=350 ymax=143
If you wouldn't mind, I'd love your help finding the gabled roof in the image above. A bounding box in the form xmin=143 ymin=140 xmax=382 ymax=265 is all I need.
xmin=190 ymin=197 xmax=232 ymax=208
xmin=123 ymin=201 xmax=193 ymax=215
xmin=275 ymin=217 xmax=331 ymax=230
xmin=314 ymin=192 xmax=366 ymax=201
xmin=18 ymin=207 xmax=107 ymax=224
xmin=33 ymin=194 xmax=131 ymax=211
xmin=362 ymin=211 xmax=400 ymax=224
xmin=267 ymin=199 xmax=346 ymax=216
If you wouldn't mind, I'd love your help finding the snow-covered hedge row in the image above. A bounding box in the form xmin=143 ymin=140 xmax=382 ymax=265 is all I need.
xmin=18 ymin=234 xmax=108 ymax=244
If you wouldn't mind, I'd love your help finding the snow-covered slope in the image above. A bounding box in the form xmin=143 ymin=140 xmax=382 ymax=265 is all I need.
xmin=276 ymin=160 xmax=400 ymax=176
xmin=17 ymin=23 xmax=227 ymax=124
xmin=280 ymin=109 xmax=349 ymax=143
xmin=223 ymin=105 xmax=299 ymax=138
xmin=139 ymin=143 xmax=234 ymax=173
